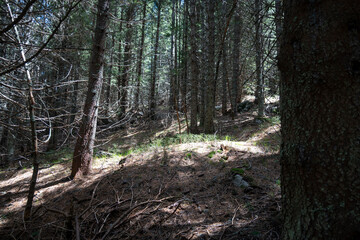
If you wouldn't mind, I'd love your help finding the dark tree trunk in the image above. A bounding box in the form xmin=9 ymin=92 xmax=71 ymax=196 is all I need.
xmin=119 ymin=3 xmax=135 ymax=117
xmin=71 ymin=0 xmax=109 ymax=179
xmin=221 ymin=42 xmax=228 ymax=116
xmin=149 ymin=0 xmax=162 ymax=119
xmin=117 ymin=9 xmax=124 ymax=105
xmin=135 ymin=0 xmax=147 ymax=109
xmin=180 ymin=0 xmax=188 ymax=114
xmin=279 ymin=0 xmax=360 ymax=239
xmin=134 ymin=1 xmax=146 ymax=111
xmin=169 ymin=0 xmax=176 ymax=112
xmin=189 ymin=0 xmax=198 ymax=133
xmin=204 ymin=0 xmax=215 ymax=133
xmin=231 ymin=7 xmax=241 ymax=118
xmin=254 ymin=0 xmax=264 ymax=116
xmin=199 ymin=1 xmax=206 ymax=127
xmin=269 ymin=0 xmax=282 ymax=95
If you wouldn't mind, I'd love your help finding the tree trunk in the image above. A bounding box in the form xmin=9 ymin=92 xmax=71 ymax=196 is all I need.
xmin=279 ymin=0 xmax=360 ymax=239
xmin=221 ymin=42 xmax=228 ymax=116
xmin=169 ymin=0 xmax=176 ymax=112
xmin=117 ymin=9 xmax=124 ymax=106
xmin=189 ymin=0 xmax=198 ymax=133
xmin=149 ymin=0 xmax=161 ymax=119
xmin=199 ymin=1 xmax=206 ymax=127
xmin=204 ymin=0 xmax=215 ymax=133
xmin=254 ymin=0 xmax=264 ymax=116
xmin=180 ymin=0 xmax=188 ymax=114
xmin=71 ymin=0 xmax=109 ymax=179
xmin=231 ymin=7 xmax=241 ymax=118
xmin=119 ymin=3 xmax=135 ymax=117
xmin=134 ymin=1 xmax=146 ymax=111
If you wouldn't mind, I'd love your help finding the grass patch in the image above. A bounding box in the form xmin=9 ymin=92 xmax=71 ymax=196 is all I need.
xmin=104 ymin=133 xmax=230 ymax=158
xmin=41 ymin=147 xmax=73 ymax=166
xmin=231 ymin=168 xmax=245 ymax=175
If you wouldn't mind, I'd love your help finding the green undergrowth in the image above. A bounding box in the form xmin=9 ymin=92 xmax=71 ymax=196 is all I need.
xmin=40 ymin=147 xmax=73 ymax=166
xmin=102 ymin=133 xmax=234 ymax=159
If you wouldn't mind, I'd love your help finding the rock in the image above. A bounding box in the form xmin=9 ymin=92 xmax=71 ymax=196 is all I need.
xmin=233 ymin=174 xmax=250 ymax=188
xmin=265 ymin=102 xmax=280 ymax=115
xmin=237 ymin=100 xmax=254 ymax=113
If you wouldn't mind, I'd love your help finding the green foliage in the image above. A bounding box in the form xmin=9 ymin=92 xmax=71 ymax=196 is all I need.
xmin=208 ymin=151 xmax=216 ymax=158
xmin=184 ymin=152 xmax=192 ymax=159
xmin=231 ymin=168 xmax=245 ymax=175
xmin=276 ymin=179 xmax=281 ymax=186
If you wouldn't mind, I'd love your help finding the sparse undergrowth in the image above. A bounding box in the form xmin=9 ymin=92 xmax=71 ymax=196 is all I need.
xmin=0 ymin=105 xmax=281 ymax=240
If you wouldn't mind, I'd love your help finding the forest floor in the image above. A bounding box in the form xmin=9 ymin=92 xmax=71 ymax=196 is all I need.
xmin=0 ymin=97 xmax=281 ymax=240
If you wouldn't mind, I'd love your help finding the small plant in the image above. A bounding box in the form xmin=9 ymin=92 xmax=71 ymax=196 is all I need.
xmin=276 ymin=179 xmax=281 ymax=186
xmin=208 ymin=151 xmax=216 ymax=158
xmin=184 ymin=152 xmax=192 ymax=159
xmin=225 ymin=135 xmax=232 ymax=141
xmin=231 ymin=168 xmax=245 ymax=175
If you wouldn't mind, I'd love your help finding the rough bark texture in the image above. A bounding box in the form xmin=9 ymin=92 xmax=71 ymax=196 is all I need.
xmin=279 ymin=0 xmax=360 ymax=239
xmin=254 ymin=0 xmax=264 ymax=117
xmin=231 ymin=9 xmax=241 ymax=118
xmin=204 ymin=0 xmax=215 ymax=133
xmin=149 ymin=0 xmax=161 ymax=119
xmin=71 ymin=0 xmax=109 ymax=179
xmin=189 ymin=0 xmax=199 ymax=133
xmin=119 ymin=3 xmax=135 ymax=117
xmin=199 ymin=1 xmax=206 ymax=127
xmin=134 ymin=1 xmax=146 ymax=111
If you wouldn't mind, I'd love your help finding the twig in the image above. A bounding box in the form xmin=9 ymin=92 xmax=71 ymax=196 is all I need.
xmin=44 ymin=207 xmax=69 ymax=217
xmin=101 ymin=196 xmax=174 ymax=240
xmin=75 ymin=214 xmax=80 ymax=240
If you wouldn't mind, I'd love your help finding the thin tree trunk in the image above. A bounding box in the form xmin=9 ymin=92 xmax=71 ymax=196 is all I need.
xmin=189 ymin=0 xmax=198 ymax=133
xmin=119 ymin=3 xmax=135 ymax=117
xmin=71 ymin=0 xmax=109 ymax=179
xmin=204 ymin=0 xmax=215 ymax=133
xmin=231 ymin=7 xmax=241 ymax=119
xmin=181 ymin=0 xmax=188 ymax=115
xmin=199 ymin=2 xmax=206 ymax=127
xmin=117 ymin=9 xmax=124 ymax=105
xmin=134 ymin=1 xmax=147 ymax=111
xmin=169 ymin=0 xmax=176 ymax=112
xmin=149 ymin=0 xmax=162 ymax=119
xmin=6 ymin=0 xmax=39 ymax=220
xmin=255 ymin=0 xmax=264 ymax=116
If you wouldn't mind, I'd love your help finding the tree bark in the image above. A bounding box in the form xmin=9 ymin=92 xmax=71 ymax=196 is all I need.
xmin=134 ymin=1 xmax=147 ymax=111
xmin=189 ymin=0 xmax=198 ymax=133
xmin=119 ymin=3 xmax=135 ymax=117
xmin=71 ymin=0 xmax=109 ymax=179
xmin=279 ymin=0 xmax=360 ymax=239
xmin=254 ymin=0 xmax=264 ymax=116
xmin=231 ymin=7 xmax=241 ymax=118
xmin=169 ymin=0 xmax=176 ymax=112
xmin=204 ymin=0 xmax=216 ymax=133
xmin=149 ymin=0 xmax=162 ymax=119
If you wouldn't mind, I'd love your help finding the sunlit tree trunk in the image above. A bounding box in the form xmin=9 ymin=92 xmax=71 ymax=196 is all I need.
xmin=280 ymin=0 xmax=360 ymax=238
xmin=71 ymin=0 xmax=109 ymax=179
